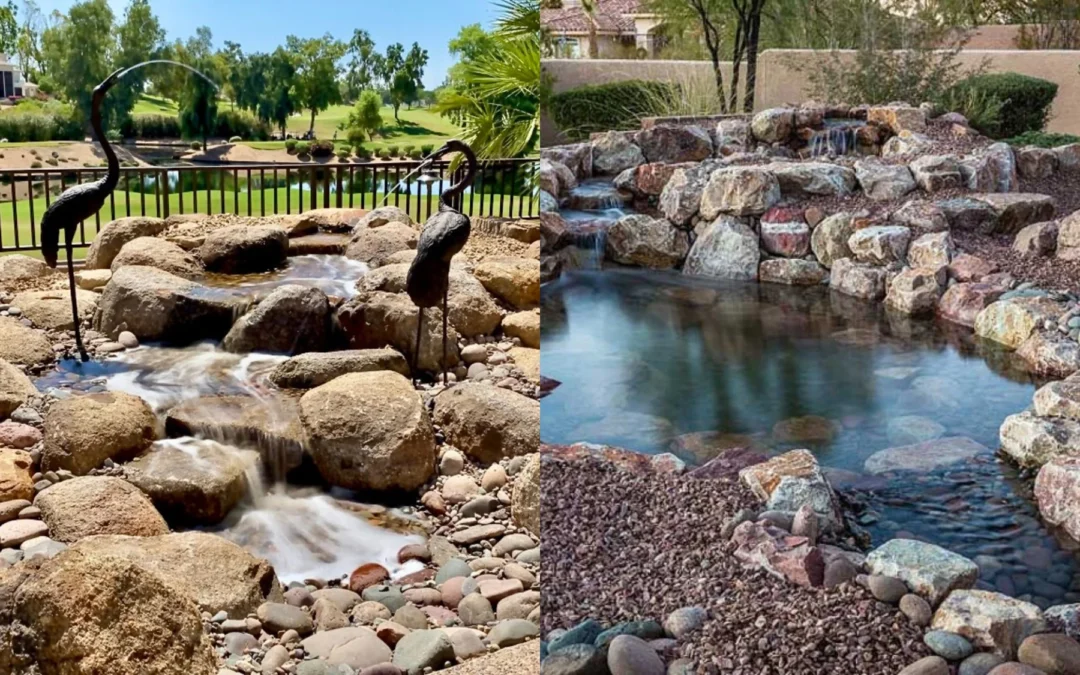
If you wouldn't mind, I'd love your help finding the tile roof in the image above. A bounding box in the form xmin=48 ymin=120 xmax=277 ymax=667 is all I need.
xmin=541 ymin=0 xmax=645 ymax=34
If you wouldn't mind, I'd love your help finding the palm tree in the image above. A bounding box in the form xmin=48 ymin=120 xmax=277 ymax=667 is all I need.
xmin=581 ymin=0 xmax=600 ymax=58
xmin=434 ymin=0 xmax=539 ymax=161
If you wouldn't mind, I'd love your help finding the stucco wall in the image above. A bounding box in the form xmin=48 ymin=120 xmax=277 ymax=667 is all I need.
xmin=543 ymin=49 xmax=1080 ymax=146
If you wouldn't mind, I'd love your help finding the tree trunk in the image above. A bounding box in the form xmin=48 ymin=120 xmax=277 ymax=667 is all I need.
xmin=743 ymin=2 xmax=763 ymax=113
xmin=309 ymin=109 xmax=316 ymax=135
xmin=729 ymin=20 xmax=744 ymax=114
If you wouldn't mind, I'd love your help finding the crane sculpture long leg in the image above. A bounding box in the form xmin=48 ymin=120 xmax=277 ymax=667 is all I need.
xmin=64 ymin=241 xmax=88 ymax=361
xmin=412 ymin=306 xmax=424 ymax=386
xmin=442 ymin=290 xmax=449 ymax=385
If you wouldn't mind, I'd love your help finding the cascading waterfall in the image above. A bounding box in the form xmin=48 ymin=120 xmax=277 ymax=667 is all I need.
xmin=808 ymin=120 xmax=861 ymax=158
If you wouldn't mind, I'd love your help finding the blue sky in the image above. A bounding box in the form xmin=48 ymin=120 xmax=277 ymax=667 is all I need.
xmin=29 ymin=0 xmax=500 ymax=89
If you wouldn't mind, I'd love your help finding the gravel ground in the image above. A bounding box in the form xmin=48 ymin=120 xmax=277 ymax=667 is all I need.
xmin=541 ymin=455 xmax=931 ymax=675
xmin=441 ymin=642 xmax=540 ymax=674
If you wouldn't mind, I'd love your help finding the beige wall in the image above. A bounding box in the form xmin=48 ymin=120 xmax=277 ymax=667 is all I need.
xmin=543 ymin=48 xmax=1080 ymax=146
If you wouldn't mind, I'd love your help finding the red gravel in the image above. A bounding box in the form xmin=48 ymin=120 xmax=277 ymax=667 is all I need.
xmin=541 ymin=454 xmax=932 ymax=674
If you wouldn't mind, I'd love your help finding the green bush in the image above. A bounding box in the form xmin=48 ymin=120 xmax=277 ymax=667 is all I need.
xmin=421 ymin=143 xmax=435 ymax=155
xmin=310 ymin=140 xmax=335 ymax=158
xmin=120 ymin=114 xmax=181 ymax=139
xmin=213 ymin=109 xmax=270 ymax=141
xmin=950 ymin=73 xmax=1058 ymax=139
xmin=937 ymin=86 xmax=1005 ymax=138
xmin=378 ymin=148 xmax=390 ymax=160
xmin=336 ymin=148 xmax=351 ymax=161
xmin=548 ymin=80 xmax=677 ymax=141
xmin=403 ymin=144 xmax=415 ymax=156
xmin=285 ymin=139 xmax=298 ymax=152
xmin=105 ymin=129 xmax=122 ymax=143
xmin=45 ymin=158 xmax=57 ymax=166
xmin=358 ymin=147 xmax=373 ymax=160
xmin=0 ymin=109 xmax=82 ymax=142
xmin=352 ymin=143 xmax=365 ymax=157
xmin=1006 ymin=130 xmax=1080 ymax=148
xmin=387 ymin=144 xmax=400 ymax=157
xmin=409 ymin=148 xmax=422 ymax=160
xmin=30 ymin=160 xmax=41 ymax=168
xmin=296 ymin=141 xmax=311 ymax=156
xmin=190 ymin=141 xmax=202 ymax=150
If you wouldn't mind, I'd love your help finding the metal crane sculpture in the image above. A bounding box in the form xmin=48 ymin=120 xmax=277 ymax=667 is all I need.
xmin=40 ymin=60 xmax=215 ymax=362
xmin=406 ymin=140 xmax=478 ymax=384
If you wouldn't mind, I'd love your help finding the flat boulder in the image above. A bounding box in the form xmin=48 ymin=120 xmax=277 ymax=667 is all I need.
xmin=1034 ymin=377 xmax=1080 ymax=420
xmin=124 ymin=437 xmax=259 ymax=525
xmin=759 ymin=259 xmax=828 ymax=286
xmin=165 ymin=395 xmax=304 ymax=471
xmin=750 ymin=107 xmax=795 ymax=143
xmin=810 ymin=212 xmax=856 ymax=268
xmin=864 ymin=437 xmax=988 ymax=474
xmin=473 ymin=258 xmax=540 ymax=310
xmin=1017 ymin=330 xmax=1080 ymax=378
xmin=885 ymin=268 xmax=941 ymax=317
xmin=974 ymin=296 xmax=1065 ymax=349
xmin=635 ymin=124 xmax=712 ymax=164
xmin=358 ymin=264 xmax=502 ymax=337
xmin=683 ymin=217 xmax=759 ymax=281
xmin=937 ymin=283 xmax=1006 ymax=328
xmin=931 ymin=590 xmax=1045 ymax=659
xmin=0 ymin=318 xmax=53 ymax=366
xmin=269 ymin=348 xmax=409 ymax=389
xmin=700 ymin=166 xmax=780 ymax=218
xmin=605 ymin=214 xmax=688 ymax=269
xmin=11 ymin=288 xmax=98 ymax=331
xmin=222 ymin=284 xmax=330 ymax=354
xmin=830 ymin=257 xmax=887 ymax=301
xmin=971 ymin=193 xmax=1056 ymax=235
xmin=337 ymin=291 xmax=460 ymax=373
xmin=0 ymin=358 xmax=36 ymax=418
xmin=295 ymin=207 xmax=370 ymax=233
xmin=1036 ymin=456 xmax=1080 ymax=543
xmin=299 ymin=371 xmax=436 ymax=491
xmin=999 ymin=410 xmax=1080 ymax=467
xmin=513 ymin=454 xmax=539 ymax=536
xmin=67 ymin=532 xmax=283 ymax=618
xmin=910 ymin=155 xmax=962 ymax=192
xmin=345 ymin=221 xmax=418 ymax=268
xmin=85 ymin=216 xmax=168 ymax=269
xmin=354 ymin=206 xmax=414 ymax=231
xmin=301 ymin=626 xmax=392 ymax=670
xmin=433 ymin=382 xmax=539 ymax=464
xmin=542 ymin=142 xmax=592 ymax=180
xmin=0 ymin=448 xmax=32 ymax=501
xmin=855 ymin=161 xmax=916 ymax=200
xmin=591 ymin=130 xmax=646 ymax=175
xmin=36 ymin=476 xmax=169 ymax=543
xmin=866 ymin=539 xmax=979 ymax=606
xmin=893 ymin=200 xmax=949 ymax=234
xmin=110 ymin=236 xmax=205 ymax=279
xmin=769 ymin=162 xmax=856 ymax=198
xmin=0 ymin=254 xmax=48 ymax=282
xmin=739 ymin=448 xmax=842 ymax=530
xmin=848 ymin=225 xmax=911 ymax=265
xmin=94 ymin=266 xmax=239 ymax=343
xmin=867 ymin=105 xmax=926 ymax=134
xmin=11 ymin=544 xmax=216 ymax=675
xmin=42 ymin=391 xmax=156 ymax=475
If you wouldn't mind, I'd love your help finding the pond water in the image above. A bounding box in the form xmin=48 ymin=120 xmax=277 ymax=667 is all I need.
xmin=541 ymin=270 xmax=1080 ymax=607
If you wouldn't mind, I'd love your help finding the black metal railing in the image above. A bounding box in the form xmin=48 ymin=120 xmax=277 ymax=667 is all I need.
xmin=0 ymin=158 xmax=539 ymax=253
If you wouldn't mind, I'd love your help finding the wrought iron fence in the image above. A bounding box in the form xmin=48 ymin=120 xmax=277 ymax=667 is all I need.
xmin=0 ymin=158 xmax=539 ymax=253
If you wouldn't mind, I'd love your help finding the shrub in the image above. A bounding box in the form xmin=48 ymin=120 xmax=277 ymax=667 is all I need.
xmin=352 ymin=143 xmax=365 ymax=157
xmin=387 ymin=144 xmax=400 ymax=157
xmin=229 ymin=135 xmax=241 ymax=143
xmin=310 ymin=140 xmax=335 ymax=158
xmin=285 ymin=139 xmax=298 ymax=152
xmin=548 ymin=80 xmax=677 ymax=141
xmin=120 ymin=114 xmax=181 ymax=139
xmin=403 ymin=144 xmax=415 ymax=156
xmin=346 ymin=90 xmax=384 ymax=142
xmin=105 ymin=129 xmax=122 ymax=143
xmin=296 ymin=141 xmax=311 ymax=156
xmin=358 ymin=147 xmax=373 ymax=160
xmin=950 ymin=73 xmax=1058 ymax=139
xmin=190 ymin=141 xmax=202 ymax=150
xmin=213 ymin=109 xmax=270 ymax=141
xmin=45 ymin=158 xmax=57 ymax=166
xmin=937 ymin=85 xmax=1005 ymax=138
xmin=30 ymin=161 xmax=41 ymax=168
xmin=0 ymin=106 xmax=82 ymax=143
xmin=409 ymin=148 xmax=422 ymax=159
xmin=377 ymin=148 xmax=390 ymax=160
xmin=421 ymin=143 xmax=435 ymax=155
xmin=336 ymin=148 xmax=351 ymax=161
xmin=1006 ymin=130 xmax=1080 ymax=148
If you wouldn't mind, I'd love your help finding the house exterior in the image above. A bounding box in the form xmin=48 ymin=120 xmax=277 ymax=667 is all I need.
xmin=0 ymin=54 xmax=38 ymax=99
xmin=542 ymin=0 xmax=666 ymax=58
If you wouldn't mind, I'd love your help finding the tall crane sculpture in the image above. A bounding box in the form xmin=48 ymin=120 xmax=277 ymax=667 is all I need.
xmin=406 ymin=140 xmax=479 ymax=384
xmin=40 ymin=61 xmax=215 ymax=362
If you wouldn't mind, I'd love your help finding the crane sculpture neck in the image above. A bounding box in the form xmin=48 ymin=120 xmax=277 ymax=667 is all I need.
xmin=90 ymin=91 xmax=120 ymax=193
xmin=440 ymin=140 xmax=478 ymax=212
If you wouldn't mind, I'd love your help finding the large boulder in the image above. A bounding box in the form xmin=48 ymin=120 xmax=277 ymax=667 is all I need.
xmin=909 ymin=155 xmax=962 ymax=192
xmin=760 ymin=221 xmax=810 ymax=258
xmin=893 ymin=200 xmax=949 ymax=234
xmin=974 ymin=296 xmax=1065 ymax=349
xmin=269 ymin=349 xmax=410 ymax=389
xmin=164 ymin=395 xmax=304 ymax=471
xmin=358 ymin=264 xmax=502 ymax=337
xmin=591 ymin=131 xmax=645 ymax=175
xmin=472 ymin=258 xmax=540 ymax=310
xmin=300 ymin=626 xmax=392 ymax=671
xmin=908 ymin=231 xmax=954 ymax=269
xmin=1016 ymin=146 xmax=1058 ymax=179
xmin=937 ymin=283 xmax=1005 ymax=328
xmin=769 ymin=162 xmax=856 ymax=198
xmin=885 ymin=268 xmax=941 ymax=317
xmin=110 ymin=236 xmax=205 ymax=279
xmin=298 ymin=371 xmax=436 ymax=491
xmin=344 ymin=221 xmax=418 ymax=268
xmin=971 ymin=193 xmax=1057 ymax=235
xmin=36 ymin=476 xmax=169 ymax=543
xmin=1034 ymin=376 xmax=1080 ymax=420
xmin=738 ymin=449 xmax=842 ymax=531
xmin=931 ymin=590 xmax=1045 ymax=659
xmin=124 ymin=437 xmax=259 ymax=525
xmin=432 ymin=382 xmax=540 ymax=464
xmin=85 ymin=216 xmax=168 ymax=269
xmin=683 ymin=217 xmax=759 ymax=281
xmin=67 ymin=532 xmax=283 ymax=618
xmin=759 ymin=259 xmax=829 ymax=286
xmin=700 ymin=166 xmax=780 ymax=218
xmin=605 ymin=214 xmax=689 ymax=269
xmin=866 ymin=539 xmax=978 ymax=606
xmin=1036 ymin=455 xmax=1080 ymax=543
xmin=999 ymin=411 xmax=1080 ymax=467
xmin=855 ymin=161 xmax=916 ymax=200
xmin=337 ymin=291 xmax=460 ymax=373
xmin=848 ymin=225 xmax=911 ymax=265
xmin=196 ymin=225 xmax=288 ymax=273
xmin=222 ymin=284 xmax=330 ymax=354
xmin=810 ymin=212 xmax=856 ymax=269
xmin=0 ymin=318 xmax=52 ymax=367
xmin=659 ymin=163 xmax=715 ymax=227
xmin=750 ymin=108 xmax=795 ymax=143
xmin=882 ymin=131 xmax=933 ymax=157
xmin=354 ymin=206 xmax=414 ymax=231
xmin=542 ymin=142 xmax=593 ymax=180
xmin=293 ymin=207 xmax=370 ymax=233
xmin=732 ymin=520 xmax=824 ymax=587
xmin=937 ymin=197 xmax=1000 ymax=234
xmin=539 ymin=158 xmax=576 ymax=198
xmin=635 ymin=125 xmax=713 ymax=163
xmin=959 ymin=143 xmax=1017 ymax=192
xmin=10 ymin=288 xmax=99 ymax=332
xmin=0 ymin=358 xmax=36 ymax=419
xmin=42 ymin=391 xmax=157 ymax=475
xmin=864 ymin=437 xmax=988 ymax=474
xmin=1017 ymin=330 xmax=1080 ymax=378
xmin=0 ymin=254 xmax=48 ymax=283
xmin=616 ymin=162 xmax=693 ymax=197
xmin=502 ymin=310 xmax=540 ymax=349
xmin=1058 ymin=209 xmax=1080 ymax=259
xmin=512 ymin=454 xmax=539 ymax=536
xmin=94 ymin=266 xmax=239 ymax=343
xmin=867 ymin=105 xmax=926 ymax=134
xmin=11 ymin=545 xmax=217 ymax=675
xmin=830 ymin=258 xmax=887 ymax=301
xmin=0 ymin=449 xmax=32 ymax=502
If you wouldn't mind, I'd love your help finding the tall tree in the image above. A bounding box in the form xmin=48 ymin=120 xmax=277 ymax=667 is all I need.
xmin=219 ymin=40 xmax=245 ymax=108
xmin=15 ymin=1 xmax=46 ymax=82
xmin=40 ymin=0 xmax=114 ymax=124
xmin=286 ymin=33 xmax=345 ymax=135
xmin=112 ymin=0 xmax=164 ymax=125
xmin=177 ymin=27 xmax=219 ymax=149
xmin=403 ymin=41 xmax=428 ymax=109
xmin=344 ymin=29 xmax=380 ymax=101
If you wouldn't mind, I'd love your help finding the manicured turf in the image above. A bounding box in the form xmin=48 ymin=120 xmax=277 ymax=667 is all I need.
xmin=0 ymin=185 xmax=537 ymax=261
xmin=132 ymin=94 xmax=180 ymax=116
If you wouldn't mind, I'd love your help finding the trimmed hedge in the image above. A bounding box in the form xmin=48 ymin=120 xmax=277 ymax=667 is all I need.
xmin=951 ymin=73 xmax=1058 ymax=139
xmin=548 ymin=80 xmax=676 ymax=141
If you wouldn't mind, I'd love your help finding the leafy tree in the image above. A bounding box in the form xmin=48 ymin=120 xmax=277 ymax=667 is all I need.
xmin=219 ymin=40 xmax=245 ymax=108
xmin=403 ymin=41 xmax=428 ymax=108
xmin=111 ymin=0 xmax=165 ymax=127
xmin=15 ymin=1 xmax=46 ymax=82
xmin=389 ymin=68 xmax=416 ymax=119
xmin=40 ymin=0 xmax=115 ymax=125
xmin=344 ymin=29 xmax=381 ymax=101
xmin=347 ymin=89 xmax=383 ymax=142
xmin=286 ymin=34 xmax=345 ymax=136
xmin=179 ymin=53 xmax=219 ymax=150
xmin=0 ymin=1 xmax=18 ymax=57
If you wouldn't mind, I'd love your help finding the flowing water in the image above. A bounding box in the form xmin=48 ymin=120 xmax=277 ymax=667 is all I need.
xmin=807 ymin=119 xmax=862 ymax=158
xmin=541 ymin=270 xmax=1080 ymax=607
xmin=202 ymin=254 xmax=368 ymax=300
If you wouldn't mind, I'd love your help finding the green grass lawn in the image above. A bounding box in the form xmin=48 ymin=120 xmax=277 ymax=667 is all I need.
xmin=247 ymin=105 xmax=460 ymax=152
xmin=0 ymin=184 xmax=537 ymax=261
xmin=132 ymin=94 xmax=180 ymax=116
